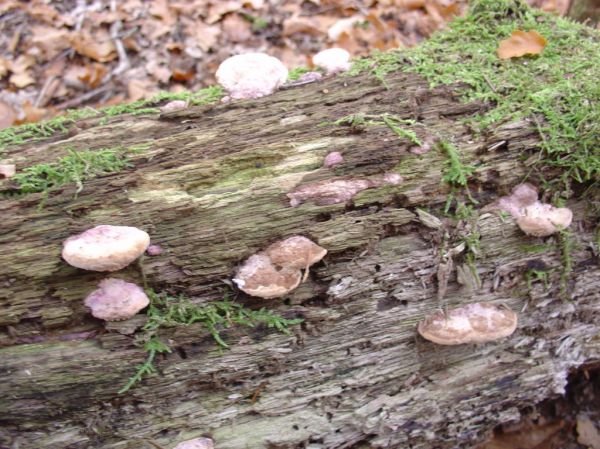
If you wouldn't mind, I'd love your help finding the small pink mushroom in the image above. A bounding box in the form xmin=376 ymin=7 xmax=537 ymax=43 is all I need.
xmin=265 ymin=236 xmax=327 ymax=270
xmin=323 ymin=151 xmax=344 ymax=168
xmin=0 ymin=164 xmax=16 ymax=178
xmin=84 ymin=278 xmax=150 ymax=321
xmin=485 ymin=183 xmax=572 ymax=236
xmin=160 ymin=100 xmax=187 ymax=113
xmin=62 ymin=225 xmax=150 ymax=271
xmin=146 ymin=244 xmax=163 ymax=256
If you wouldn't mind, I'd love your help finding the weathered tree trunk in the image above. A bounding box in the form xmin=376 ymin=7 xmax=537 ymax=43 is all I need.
xmin=1 ymin=16 xmax=599 ymax=449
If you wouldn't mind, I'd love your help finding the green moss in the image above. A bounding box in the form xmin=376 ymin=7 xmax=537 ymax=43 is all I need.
xmin=350 ymin=0 xmax=600 ymax=197
xmin=439 ymin=141 xmax=476 ymax=188
xmin=0 ymin=87 xmax=223 ymax=155
xmin=7 ymin=144 xmax=148 ymax=200
xmin=287 ymin=67 xmax=312 ymax=82
xmin=328 ymin=113 xmax=422 ymax=145
xmin=119 ymin=290 xmax=303 ymax=393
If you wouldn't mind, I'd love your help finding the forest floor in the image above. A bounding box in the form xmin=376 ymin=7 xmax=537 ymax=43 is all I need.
xmin=0 ymin=0 xmax=572 ymax=127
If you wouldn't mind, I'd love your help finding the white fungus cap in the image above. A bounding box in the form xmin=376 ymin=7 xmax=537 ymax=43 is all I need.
xmin=173 ymin=437 xmax=214 ymax=449
xmin=62 ymin=225 xmax=150 ymax=271
xmin=84 ymin=278 xmax=149 ymax=321
xmin=312 ymin=48 xmax=351 ymax=75
xmin=417 ymin=302 xmax=518 ymax=345
xmin=215 ymin=53 xmax=288 ymax=100
xmin=516 ymin=202 xmax=573 ymax=237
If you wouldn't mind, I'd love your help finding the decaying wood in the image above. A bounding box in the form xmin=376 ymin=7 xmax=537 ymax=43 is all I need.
xmin=0 ymin=66 xmax=598 ymax=449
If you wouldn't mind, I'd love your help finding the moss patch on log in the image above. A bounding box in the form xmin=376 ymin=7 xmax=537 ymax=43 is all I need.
xmin=350 ymin=0 xmax=600 ymax=199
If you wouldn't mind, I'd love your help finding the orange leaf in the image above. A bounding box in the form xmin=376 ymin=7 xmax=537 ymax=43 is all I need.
xmin=497 ymin=30 xmax=547 ymax=59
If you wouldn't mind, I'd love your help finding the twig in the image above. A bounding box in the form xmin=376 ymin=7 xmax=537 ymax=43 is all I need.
xmin=35 ymin=76 xmax=57 ymax=108
xmin=107 ymin=0 xmax=130 ymax=79
xmin=54 ymin=84 xmax=112 ymax=110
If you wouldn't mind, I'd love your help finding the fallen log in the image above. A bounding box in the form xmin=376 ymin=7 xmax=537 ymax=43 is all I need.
xmin=0 ymin=1 xmax=598 ymax=448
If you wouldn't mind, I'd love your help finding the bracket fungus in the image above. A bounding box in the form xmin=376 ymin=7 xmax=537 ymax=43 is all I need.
xmin=417 ymin=302 xmax=518 ymax=345
xmin=487 ymin=183 xmax=573 ymax=237
xmin=312 ymin=48 xmax=351 ymax=75
xmin=287 ymin=173 xmax=402 ymax=207
xmin=62 ymin=225 xmax=150 ymax=271
xmin=84 ymin=278 xmax=149 ymax=321
xmin=0 ymin=163 xmax=16 ymax=179
xmin=216 ymin=52 xmax=288 ymax=100
xmin=516 ymin=202 xmax=573 ymax=237
xmin=233 ymin=236 xmax=327 ymax=299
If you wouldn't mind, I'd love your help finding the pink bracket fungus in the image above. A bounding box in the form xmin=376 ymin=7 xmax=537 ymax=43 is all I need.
xmin=312 ymin=48 xmax=351 ymax=75
xmin=265 ymin=235 xmax=328 ymax=271
xmin=287 ymin=173 xmax=403 ymax=207
xmin=232 ymin=254 xmax=302 ymax=299
xmin=160 ymin=100 xmax=187 ymax=113
xmin=486 ymin=183 xmax=573 ymax=236
xmin=516 ymin=202 xmax=573 ymax=237
xmin=173 ymin=437 xmax=214 ymax=449
xmin=417 ymin=302 xmax=518 ymax=345
xmin=233 ymin=236 xmax=327 ymax=299
xmin=84 ymin=278 xmax=149 ymax=321
xmin=62 ymin=225 xmax=150 ymax=271
xmin=216 ymin=53 xmax=288 ymax=100
xmin=323 ymin=151 xmax=344 ymax=168
xmin=0 ymin=164 xmax=16 ymax=179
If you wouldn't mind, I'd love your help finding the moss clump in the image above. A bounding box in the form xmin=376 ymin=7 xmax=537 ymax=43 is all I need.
xmin=7 ymin=144 xmax=148 ymax=199
xmin=119 ymin=290 xmax=302 ymax=393
xmin=328 ymin=112 xmax=422 ymax=146
xmin=351 ymin=0 xmax=600 ymax=198
xmin=0 ymin=87 xmax=224 ymax=156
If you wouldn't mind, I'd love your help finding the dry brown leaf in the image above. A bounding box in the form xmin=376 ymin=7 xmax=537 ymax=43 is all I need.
xmin=19 ymin=102 xmax=49 ymax=124
xmin=150 ymin=0 xmax=176 ymax=25
xmin=577 ymin=415 xmax=600 ymax=449
xmin=127 ymin=79 xmax=157 ymax=102
xmin=497 ymin=30 xmax=547 ymax=59
xmin=0 ymin=57 xmax=8 ymax=78
xmin=283 ymin=15 xmax=328 ymax=37
xmin=30 ymin=26 xmax=72 ymax=60
xmin=71 ymin=32 xmax=117 ymax=62
xmin=0 ymin=101 xmax=16 ymax=129
xmin=222 ymin=14 xmax=253 ymax=42
xmin=192 ymin=21 xmax=221 ymax=52
xmin=206 ymin=1 xmax=242 ymax=24
xmin=9 ymin=72 xmax=35 ymax=88
xmin=146 ymin=60 xmax=172 ymax=84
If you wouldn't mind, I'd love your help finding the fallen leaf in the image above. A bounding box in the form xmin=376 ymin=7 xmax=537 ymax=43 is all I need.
xmin=222 ymin=14 xmax=253 ymax=43
xmin=20 ymin=102 xmax=49 ymax=124
xmin=30 ymin=26 xmax=72 ymax=60
xmin=0 ymin=57 xmax=9 ymax=78
xmin=497 ymin=30 xmax=547 ymax=59
xmin=191 ymin=21 xmax=221 ymax=52
xmin=0 ymin=101 xmax=16 ymax=129
xmin=9 ymin=72 xmax=35 ymax=88
xmin=71 ymin=31 xmax=117 ymax=62
xmin=284 ymin=15 xmax=328 ymax=37
xmin=150 ymin=0 xmax=176 ymax=25
xmin=127 ymin=79 xmax=157 ymax=101
xmin=206 ymin=1 xmax=242 ymax=24
xmin=577 ymin=415 xmax=600 ymax=449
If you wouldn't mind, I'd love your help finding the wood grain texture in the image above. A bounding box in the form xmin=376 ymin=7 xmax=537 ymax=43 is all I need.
xmin=0 ymin=69 xmax=598 ymax=449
